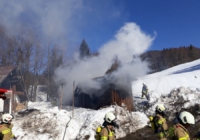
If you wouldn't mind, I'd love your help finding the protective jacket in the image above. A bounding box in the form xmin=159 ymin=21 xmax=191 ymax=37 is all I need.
xmin=154 ymin=114 xmax=168 ymax=140
xmin=0 ymin=123 xmax=15 ymax=140
xmin=100 ymin=127 xmax=115 ymax=140
xmin=172 ymin=123 xmax=190 ymax=140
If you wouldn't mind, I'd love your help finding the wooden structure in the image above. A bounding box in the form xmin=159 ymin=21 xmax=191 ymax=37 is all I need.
xmin=111 ymin=88 xmax=134 ymax=111
xmin=96 ymin=85 xmax=134 ymax=111
xmin=74 ymin=82 xmax=134 ymax=111
xmin=0 ymin=66 xmax=28 ymax=113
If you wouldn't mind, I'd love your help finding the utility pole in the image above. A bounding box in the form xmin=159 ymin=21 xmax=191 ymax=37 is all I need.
xmin=11 ymin=85 xmax=16 ymax=113
xmin=47 ymin=45 xmax=50 ymax=101
xmin=72 ymin=81 xmax=75 ymax=118
xmin=60 ymin=83 xmax=63 ymax=109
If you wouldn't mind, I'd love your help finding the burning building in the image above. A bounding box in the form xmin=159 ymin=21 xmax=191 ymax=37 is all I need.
xmin=73 ymin=76 xmax=134 ymax=111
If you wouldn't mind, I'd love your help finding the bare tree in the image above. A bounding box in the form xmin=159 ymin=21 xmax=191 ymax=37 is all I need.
xmin=43 ymin=45 xmax=64 ymax=101
xmin=0 ymin=26 xmax=67 ymax=103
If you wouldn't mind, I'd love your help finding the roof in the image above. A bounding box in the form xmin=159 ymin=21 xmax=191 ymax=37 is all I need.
xmin=0 ymin=88 xmax=8 ymax=93
xmin=0 ymin=88 xmax=12 ymax=100
xmin=0 ymin=88 xmax=8 ymax=95
xmin=0 ymin=66 xmax=15 ymax=83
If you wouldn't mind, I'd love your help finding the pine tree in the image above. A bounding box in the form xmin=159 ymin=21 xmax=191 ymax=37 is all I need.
xmin=43 ymin=46 xmax=64 ymax=101
xmin=79 ymin=39 xmax=90 ymax=58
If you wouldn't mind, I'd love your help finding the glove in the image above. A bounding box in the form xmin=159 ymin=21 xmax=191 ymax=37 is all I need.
xmin=112 ymin=121 xmax=119 ymax=129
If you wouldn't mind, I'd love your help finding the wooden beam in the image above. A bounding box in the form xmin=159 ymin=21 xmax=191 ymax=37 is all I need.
xmin=11 ymin=85 xmax=16 ymax=113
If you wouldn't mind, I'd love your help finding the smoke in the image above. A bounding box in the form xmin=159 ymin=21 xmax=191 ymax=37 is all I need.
xmin=55 ymin=22 xmax=155 ymax=103
xmin=0 ymin=0 xmax=124 ymax=48
xmin=0 ymin=1 xmax=155 ymax=103
xmin=0 ymin=0 xmax=84 ymax=46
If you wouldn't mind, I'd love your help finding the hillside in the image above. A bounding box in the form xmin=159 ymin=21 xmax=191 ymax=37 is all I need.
xmin=141 ymin=45 xmax=200 ymax=73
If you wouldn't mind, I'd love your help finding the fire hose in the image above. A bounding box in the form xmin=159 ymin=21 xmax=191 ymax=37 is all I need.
xmin=62 ymin=116 xmax=72 ymax=140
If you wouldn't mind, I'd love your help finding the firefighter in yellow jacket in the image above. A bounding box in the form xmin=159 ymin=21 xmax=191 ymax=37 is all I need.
xmin=171 ymin=111 xmax=195 ymax=140
xmin=150 ymin=104 xmax=168 ymax=140
xmin=0 ymin=113 xmax=16 ymax=140
xmin=99 ymin=112 xmax=119 ymax=140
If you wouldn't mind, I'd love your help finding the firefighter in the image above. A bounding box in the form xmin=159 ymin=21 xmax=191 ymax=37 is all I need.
xmin=171 ymin=111 xmax=195 ymax=140
xmin=141 ymin=83 xmax=149 ymax=100
xmin=0 ymin=113 xmax=16 ymax=140
xmin=99 ymin=112 xmax=119 ymax=140
xmin=150 ymin=104 xmax=168 ymax=140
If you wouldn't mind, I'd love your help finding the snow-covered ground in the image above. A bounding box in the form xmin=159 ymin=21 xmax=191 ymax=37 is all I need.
xmin=13 ymin=102 xmax=148 ymax=140
xmin=8 ymin=59 xmax=200 ymax=140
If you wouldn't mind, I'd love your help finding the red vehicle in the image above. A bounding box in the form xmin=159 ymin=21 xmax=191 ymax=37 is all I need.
xmin=0 ymin=88 xmax=9 ymax=100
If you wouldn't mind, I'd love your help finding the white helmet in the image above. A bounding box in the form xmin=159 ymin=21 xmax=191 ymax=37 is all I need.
xmin=179 ymin=111 xmax=195 ymax=125
xmin=2 ymin=114 xmax=13 ymax=123
xmin=105 ymin=112 xmax=116 ymax=123
xmin=156 ymin=104 xmax=165 ymax=112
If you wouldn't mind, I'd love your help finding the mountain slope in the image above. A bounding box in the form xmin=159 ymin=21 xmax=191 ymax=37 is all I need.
xmin=132 ymin=59 xmax=200 ymax=97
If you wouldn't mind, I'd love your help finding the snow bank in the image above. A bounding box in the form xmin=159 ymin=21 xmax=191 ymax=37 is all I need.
xmin=12 ymin=102 xmax=148 ymax=140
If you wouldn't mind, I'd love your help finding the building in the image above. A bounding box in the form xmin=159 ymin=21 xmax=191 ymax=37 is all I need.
xmin=74 ymin=77 xmax=134 ymax=111
xmin=0 ymin=88 xmax=12 ymax=113
xmin=0 ymin=66 xmax=28 ymax=113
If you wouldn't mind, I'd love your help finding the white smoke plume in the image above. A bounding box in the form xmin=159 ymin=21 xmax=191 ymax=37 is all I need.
xmin=0 ymin=0 xmax=84 ymax=45
xmin=55 ymin=22 xmax=155 ymax=103
xmin=0 ymin=0 xmax=123 ymax=47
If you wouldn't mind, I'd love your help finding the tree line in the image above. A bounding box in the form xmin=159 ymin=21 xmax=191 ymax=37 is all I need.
xmin=140 ymin=45 xmax=200 ymax=73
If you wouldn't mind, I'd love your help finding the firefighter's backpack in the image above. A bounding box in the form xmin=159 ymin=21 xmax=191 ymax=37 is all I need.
xmin=149 ymin=116 xmax=159 ymax=133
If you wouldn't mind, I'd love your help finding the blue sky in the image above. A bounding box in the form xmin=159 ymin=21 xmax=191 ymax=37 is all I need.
xmin=0 ymin=0 xmax=199 ymax=53
xmin=81 ymin=0 xmax=200 ymax=52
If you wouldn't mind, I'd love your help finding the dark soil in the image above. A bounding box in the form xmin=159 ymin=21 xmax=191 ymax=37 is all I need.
xmin=118 ymin=126 xmax=158 ymax=140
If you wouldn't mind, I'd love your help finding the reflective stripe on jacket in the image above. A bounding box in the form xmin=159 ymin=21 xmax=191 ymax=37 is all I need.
xmin=0 ymin=123 xmax=15 ymax=140
xmin=100 ymin=127 xmax=115 ymax=140
xmin=173 ymin=123 xmax=190 ymax=140
xmin=2 ymin=129 xmax=11 ymax=134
